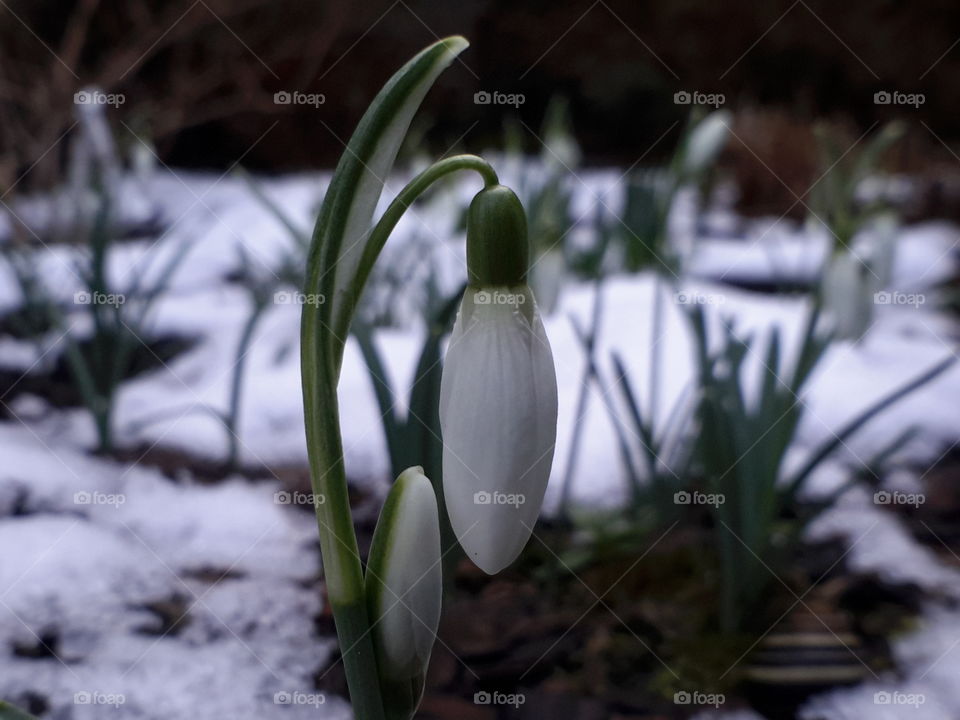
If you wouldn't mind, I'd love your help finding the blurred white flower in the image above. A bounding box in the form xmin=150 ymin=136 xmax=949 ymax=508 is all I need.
xmin=821 ymin=251 xmax=874 ymax=340
xmin=681 ymin=110 xmax=732 ymax=179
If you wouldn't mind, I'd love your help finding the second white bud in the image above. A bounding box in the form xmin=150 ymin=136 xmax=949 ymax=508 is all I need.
xmin=366 ymin=466 xmax=442 ymax=720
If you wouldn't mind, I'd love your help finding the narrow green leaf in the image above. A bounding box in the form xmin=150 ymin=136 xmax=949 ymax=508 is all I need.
xmin=303 ymin=36 xmax=469 ymax=370
xmin=784 ymin=355 xmax=957 ymax=497
xmin=611 ymin=352 xmax=658 ymax=478
xmin=568 ymin=319 xmax=640 ymax=492
xmin=237 ymin=167 xmax=310 ymax=250
xmin=353 ymin=322 xmax=404 ymax=475
xmin=299 ymin=39 xmax=469 ymax=720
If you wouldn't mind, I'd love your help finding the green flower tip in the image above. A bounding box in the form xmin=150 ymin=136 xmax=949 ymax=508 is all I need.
xmin=466 ymin=184 xmax=529 ymax=287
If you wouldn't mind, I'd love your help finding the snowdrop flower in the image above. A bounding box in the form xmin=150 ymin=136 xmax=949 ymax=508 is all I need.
xmin=821 ymin=250 xmax=874 ymax=340
xmin=366 ymin=467 xmax=442 ymax=720
xmin=440 ymin=185 xmax=559 ymax=574
xmin=680 ymin=110 xmax=732 ymax=179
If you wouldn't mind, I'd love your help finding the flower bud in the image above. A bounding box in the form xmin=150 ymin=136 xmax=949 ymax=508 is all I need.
xmin=366 ymin=467 xmax=442 ymax=720
xmin=466 ymin=184 xmax=529 ymax=287
xmin=443 ymin=187 xmax=557 ymax=574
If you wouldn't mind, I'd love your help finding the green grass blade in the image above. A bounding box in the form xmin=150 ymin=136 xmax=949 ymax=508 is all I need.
xmin=611 ymin=352 xmax=659 ymax=480
xmin=784 ymin=355 xmax=957 ymax=498
xmin=238 ymin=167 xmax=310 ymax=250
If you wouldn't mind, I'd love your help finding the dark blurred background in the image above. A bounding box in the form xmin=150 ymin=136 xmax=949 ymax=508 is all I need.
xmin=3 ymin=0 xmax=960 ymax=212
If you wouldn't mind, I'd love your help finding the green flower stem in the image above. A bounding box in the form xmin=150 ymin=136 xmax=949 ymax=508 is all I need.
xmin=302 ymin=338 xmax=385 ymax=720
xmin=333 ymin=154 xmax=498 ymax=362
xmin=302 ymin=154 xmax=496 ymax=720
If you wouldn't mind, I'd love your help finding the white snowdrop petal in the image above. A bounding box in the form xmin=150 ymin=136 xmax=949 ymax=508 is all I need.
xmin=440 ymin=286 xmax=558 ymax=573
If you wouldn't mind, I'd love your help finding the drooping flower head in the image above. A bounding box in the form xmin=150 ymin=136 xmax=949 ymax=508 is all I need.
xmin=440 ymin=185 xmax=559 ymax=574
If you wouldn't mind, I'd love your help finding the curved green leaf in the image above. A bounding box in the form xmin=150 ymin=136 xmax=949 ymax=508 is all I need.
xmin=299 ymin=37 xmax=468 ymax=720
xmin=304 ymin=36 xmax=468 ymax=372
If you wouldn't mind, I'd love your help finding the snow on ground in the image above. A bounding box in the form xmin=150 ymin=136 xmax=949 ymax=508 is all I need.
xmin=1 ymin=168 xmax=956 ymax=472
xmin=807 ymin=488 xmax=960 ymax=596
xmin=799 ymin=605 xmax=960 ymax=719
xmin=1 ymin=166 xmax=959 ymax=718
xmin=0 ymin=423 xmax=344 ymax=719
xmin=6 ymin=168 xmax=958 ymax=503
xmin=688 ymin=220 xmax=958 ymax=292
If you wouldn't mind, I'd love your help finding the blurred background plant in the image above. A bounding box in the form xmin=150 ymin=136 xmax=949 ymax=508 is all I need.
xmin=353 ymin=279 xmax=463 ymax=584
xmin=595 ymin=110 xmax=732 ymax=277
xmin=57 ymin=198 xmax=189 ymax=454
xmin=687 ymin=305 xmax=953 ymax=635
xmin=558 ymin=111 xmax=732 ymax=523
xmin=1 ymin=190 xmax=188 ymax=456
xmin=812 ymin=121 xmax=905 ymax=340
xmin=490 ymin=98 xmax=582 ymax=314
